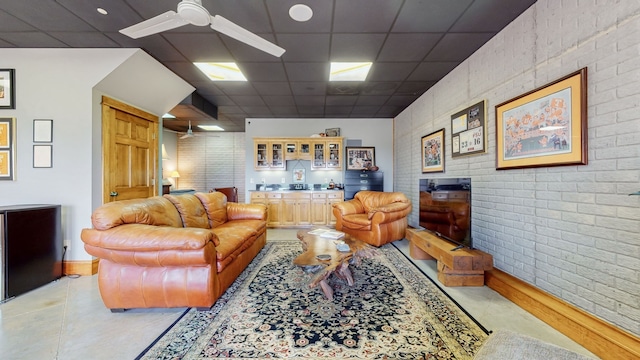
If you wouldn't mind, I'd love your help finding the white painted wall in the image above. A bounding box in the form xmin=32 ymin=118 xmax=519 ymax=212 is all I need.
xmin=394 ymin=1 xmax=640 ymax=336
xmin=243 ymin=118 xmax=394 ymax=199
xmin=0 ymin=49 xmax=193 ymax=262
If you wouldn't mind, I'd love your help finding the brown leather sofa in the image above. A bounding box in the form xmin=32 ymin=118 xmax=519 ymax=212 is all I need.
xmin=332 ymin=191 xmax=412 ymax=247
xmin=419 ymin=191 xmax=470 ymax=242
xmin=81 ymin=192 xmax=267 ymax=311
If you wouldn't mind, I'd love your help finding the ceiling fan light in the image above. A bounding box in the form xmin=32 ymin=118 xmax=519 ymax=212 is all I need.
xmin=289 ymin=4 xmax=313 ymax=22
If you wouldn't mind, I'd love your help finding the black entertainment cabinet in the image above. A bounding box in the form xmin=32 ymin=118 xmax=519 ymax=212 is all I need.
xmin=0 ymin=204 xmax=62 ymax=301
xmin=344 ymin=171 xmax=384 ymax=200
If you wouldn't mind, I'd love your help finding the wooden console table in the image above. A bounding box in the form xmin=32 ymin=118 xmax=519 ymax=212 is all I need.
xmin=406 ymin=228 xmax=493 ymax=286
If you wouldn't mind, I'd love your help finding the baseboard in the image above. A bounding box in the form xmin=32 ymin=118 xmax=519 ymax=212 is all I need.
xmin=485 ymin=268 xmax=640 ymax=360
xmin=63 ymin=259 xmax=98 ymax=276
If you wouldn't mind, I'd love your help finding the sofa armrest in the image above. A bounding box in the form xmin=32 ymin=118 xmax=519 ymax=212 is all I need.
xmin=332 ymin=199 xmax=365 ymax=216
xmin=81 ymin=223 xmax=217 ymax=251
xmin=369 ymin=202 xmax=412 ymax=223
xmin=227 ymin=202 xmax=267 ymax=221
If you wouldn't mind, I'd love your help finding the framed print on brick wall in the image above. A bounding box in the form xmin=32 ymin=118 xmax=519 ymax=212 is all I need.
xmin=451 ymin=100 xmax=486 ymax=158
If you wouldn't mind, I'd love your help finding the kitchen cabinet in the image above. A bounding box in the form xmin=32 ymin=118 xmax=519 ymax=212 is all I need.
xmin=250 ymin=190 xmax=343 ymax=227
xmin=254 ymin=137 xmax=342 ymax=170
xmin=254 ymin=140 xmax=285 ymax=170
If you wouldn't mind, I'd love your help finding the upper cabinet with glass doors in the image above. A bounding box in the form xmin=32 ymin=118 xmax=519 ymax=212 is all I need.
xmin=254 ymin=137 xmax=342 ymax=170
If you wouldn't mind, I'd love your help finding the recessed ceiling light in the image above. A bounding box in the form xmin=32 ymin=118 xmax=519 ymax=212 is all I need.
xmin=329 ymin=62 xmax=372 ymax=81
xmin=194 ymin=62 xmax=247 ymax=81
xmin=97 ymin=8 xmax=108 ymax=15
xmin=289 ymin=4 xmax=313 ymax=22
xmin=197 ymin=124 xmax=225 ymax=131
xmin=162 ymin=113 xmax=176 ymax=118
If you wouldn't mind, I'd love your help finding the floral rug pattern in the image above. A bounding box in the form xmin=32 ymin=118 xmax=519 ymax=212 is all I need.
xmin=138 ymin=241 xmax=488 ymax=359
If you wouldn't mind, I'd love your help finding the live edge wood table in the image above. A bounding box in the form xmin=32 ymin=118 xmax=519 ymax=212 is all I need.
xmin=294 ymin=228 xmax=377 ymax=300
xmin=406 ymin=228 xmax=493 ymax=286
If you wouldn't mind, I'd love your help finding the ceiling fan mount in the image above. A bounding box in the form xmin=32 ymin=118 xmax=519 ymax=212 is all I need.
xmin=119 ymin=0 xmax=285 ymax=57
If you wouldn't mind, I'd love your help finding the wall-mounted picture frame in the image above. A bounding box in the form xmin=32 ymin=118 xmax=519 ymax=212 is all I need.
xmin=0 ymin=69 xmax=16 ymax=109
xmin=325 ymin=127 xmax=341 ymax=137
xmin=495 ymin=68 xmax=588 ymax=170
xmin=293 ymin=167 xmax=305 ymax=183
xmin=346 ymin=146 xmax=375 ymax=170
xmin=33 ymin=145 xmax=53 ymax=168
xmin=0 ymin=117 xmax=16 ymax=180
xmin=33 ymin=119 xmax=53 ymax=143
xmin=421 ymin=128 xmax=445 ymax=173
xmin=451 ymin=100 xmax=486 ymax=157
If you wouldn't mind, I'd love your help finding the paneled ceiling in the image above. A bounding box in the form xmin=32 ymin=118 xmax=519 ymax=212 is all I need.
xmin=0 ymin=0 xmax=536 ymax=132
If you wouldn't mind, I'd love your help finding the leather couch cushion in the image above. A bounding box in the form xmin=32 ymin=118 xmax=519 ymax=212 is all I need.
xmin=164 ymin=194 xmax=210 ymax=228
xmin=91 ymin=196 xmax=182 ymax=231
xmin=355 ymin=191 xmax=409 ymax=213
xmin=195 ymin=192 xmax=228 ymax=228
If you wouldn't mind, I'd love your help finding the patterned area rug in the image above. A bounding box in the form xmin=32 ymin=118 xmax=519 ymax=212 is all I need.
xmin=137 ymin=240 xmax=489 ymax=359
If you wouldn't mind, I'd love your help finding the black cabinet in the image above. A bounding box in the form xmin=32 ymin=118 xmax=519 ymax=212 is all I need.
xmin=344 ymin=171 xmax=384 ymax=200
xmin=0 ymin=204 xmax=62 ymax=300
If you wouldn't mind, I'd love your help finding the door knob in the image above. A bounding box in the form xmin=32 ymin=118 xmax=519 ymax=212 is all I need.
xmin=110 ymin=191 xmax=118 ymax=197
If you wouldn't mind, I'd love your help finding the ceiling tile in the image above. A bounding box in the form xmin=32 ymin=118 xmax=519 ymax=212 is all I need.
xmin=253 ymin=82 xmax=292 ymax=96
xmin=356 ymin=95 xmax=390 ymax=106
xmin=215 ymin=82 xmax=259 ymax=96
xmin=238 ymin=62 xmax=287 ymax=82
xmin=278 ymin=34 xmax=330 ymax=62
xmin=0 ymin=1 xmax=94 ymax=31
xmin=361 ymin=82 xmax=400 ymax=96
xmin=392 ymin=0 xmax=473 ymax=32
xmin=333 ymin=0 xmax=403 ymax=32
xmin=285 ymin=62 xmax=329 ymax=82
xmin=163 ymin=33 xmax=233 ymax=62
xmin=294 ymin=96 xmax=326 ymax=106
xmin=326 ymin=95 xmax=358 ymax=106
xmin=267 ymin=0 xmax=333 ymax=33
xmin=325 ymin=106 xmax=354 ymax=115
xmin=49 ymin=32 xmax=119 ymax=47
xmin=367 ymin=62 xmax=418 ymax=82
xmin=228 ymin=95 xmax=266 ymax=106
xmin=105 ymin=32 xmax=188 ymax=62
xmin=425 ymin=33 xmax=496 ymax=61
xmin=262 ymin=96 xmax=296 ymax=106
xmin=0 ymin=32 xmax=68 ymax=47
xmin=290 ymin=82 xmax=327 ymax=96
xmin=377 ymin=33 xmax=442 ymax=62
xmin=407 ymin=62 xmax=459 ymax=81
xmin=451 ymin=0 xmax=537 ymax=32
xmin=330 ymin=33 xmax=386 ymax=61
xmin=57 ymin=0 xmax=142 ymax=32
xmin=0 ymin=10 xmax=35 ymax=31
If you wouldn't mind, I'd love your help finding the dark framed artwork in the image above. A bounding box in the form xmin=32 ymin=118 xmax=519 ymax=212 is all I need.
xmin=421 ymin=128 xmax=445 ymax=173
xmin=495 ymin=68 xmax=588 ymax=170
xmin=346 ymin=146 xmax=375 ymax=170
xmin=451 ymin=100 xmax=486 ymax=157
xmin=0 ymin=69 xmax=16 ymax=109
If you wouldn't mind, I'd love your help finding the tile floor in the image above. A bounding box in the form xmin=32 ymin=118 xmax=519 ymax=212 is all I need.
xmin=0 ymin=229 xmax=598 ymax=359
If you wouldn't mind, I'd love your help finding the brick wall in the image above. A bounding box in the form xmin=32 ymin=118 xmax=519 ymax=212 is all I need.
xmin=394 ymin=0 xmax=640 ymax=336
xmin=176 ymin=132 xmax=247 ymax=202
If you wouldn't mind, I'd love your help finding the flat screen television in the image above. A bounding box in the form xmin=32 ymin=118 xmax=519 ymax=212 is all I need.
xmin=419 ymin=178 xmax=472 ymax=250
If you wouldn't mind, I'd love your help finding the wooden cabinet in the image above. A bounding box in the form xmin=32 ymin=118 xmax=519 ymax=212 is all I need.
xmin=254 ymin=137 xmax=342 ymax=170
xmin=254 ymin=140 xmax=285 ymax=170
xmin=250 ymin=190 xmax=343 ymax=227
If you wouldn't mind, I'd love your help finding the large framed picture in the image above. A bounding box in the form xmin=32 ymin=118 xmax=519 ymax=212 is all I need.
xmin=0 ymin=117 xmax=16 ymax=180
xmin=0 ymin=69 xmax=16 ymax=109
xmin=451 ymin=100 xmax=486 ymax=157
xmin=346 ymin=146 xmax=375 ymax=170
xmin=495 ymin=68 xmax=587 ymax=170
xmin=421 ymin=128 xmax=445 ymax=173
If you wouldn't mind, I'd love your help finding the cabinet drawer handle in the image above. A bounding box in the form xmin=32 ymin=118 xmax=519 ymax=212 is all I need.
xmin=360 ymin=180 xmax=368 ymax=184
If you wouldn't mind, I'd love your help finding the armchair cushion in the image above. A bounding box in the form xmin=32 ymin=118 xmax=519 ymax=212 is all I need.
xmin=334 ymin=191 xmax=412 ymax=247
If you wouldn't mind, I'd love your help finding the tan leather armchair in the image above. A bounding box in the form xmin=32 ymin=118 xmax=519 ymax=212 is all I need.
xmin=333 ymin=191 xmax=412 ymax=247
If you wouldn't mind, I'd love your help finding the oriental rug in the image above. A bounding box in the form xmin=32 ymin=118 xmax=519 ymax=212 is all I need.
xmin=137 ymin=240 xmax=489 ymax=359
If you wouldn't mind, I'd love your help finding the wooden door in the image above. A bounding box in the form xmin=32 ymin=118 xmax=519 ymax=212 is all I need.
xmin=102 ymin=96 xmax=158 ymax=203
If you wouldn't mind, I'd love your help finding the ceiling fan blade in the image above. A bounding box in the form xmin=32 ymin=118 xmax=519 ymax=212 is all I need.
xmin=120 ymin=11 xmax=188 ymax=39
xmin=180 ymin=133 xmax=193 ymax=139
xmin=211 ymin=15 xmax=285 ymax=57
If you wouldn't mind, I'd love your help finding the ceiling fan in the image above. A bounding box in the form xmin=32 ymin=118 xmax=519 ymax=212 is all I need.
xmin=180 ymin=121 xmax=198 ymax=139
xmin=119 ymin=0 xmax=285 ymax=57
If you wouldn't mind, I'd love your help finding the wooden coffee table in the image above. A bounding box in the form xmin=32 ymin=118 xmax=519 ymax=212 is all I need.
xmin=294 ymin=228 xmax=377 ymax=300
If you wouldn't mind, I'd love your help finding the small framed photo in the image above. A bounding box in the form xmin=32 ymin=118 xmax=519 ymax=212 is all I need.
xmin=346 ymin=146 xmax=375 ymax=170
xmin=293 ymin=168 xmax=305 ymax=183
xmin=325 ymin=127 xmax=341 ymax=137
xmin=33 ymin=145 xmax=53 ymax=168
xmin=33 ymin=119 xmax=53 ymax=143
xmin=0 ymin=69 xmax=15 ymax=109
xmin=421 ymin=128 xmax=445 ymax=173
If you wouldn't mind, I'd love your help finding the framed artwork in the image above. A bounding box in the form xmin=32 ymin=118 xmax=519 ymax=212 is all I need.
xmin=33 ymin=145 xmax=53 ymax=168
xmin=0 ymin=117 xmax=16 ymax=180
xmin=293 ymin=167 xmax=305 ymax=183
xmin=495 ymin=68 xmax=588 ymax=170
xmin=421 ymin=128 xmax=445 ymax=173
xmin=33 ymin=119 xmax=53 ymax=142
xmin=325 ymin=127 xmax=341 ymax=137
xmin=346 ymin=146 xmax=375 ymax=170
xmin=0 ymin=69 xmax=15 ymax=109
xmin=451 ymin=100 xmax=486 ymax=157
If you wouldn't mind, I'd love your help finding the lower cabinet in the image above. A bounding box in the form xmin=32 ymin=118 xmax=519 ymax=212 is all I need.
xmin=251 ymin=191 xmax=343 ymax=227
